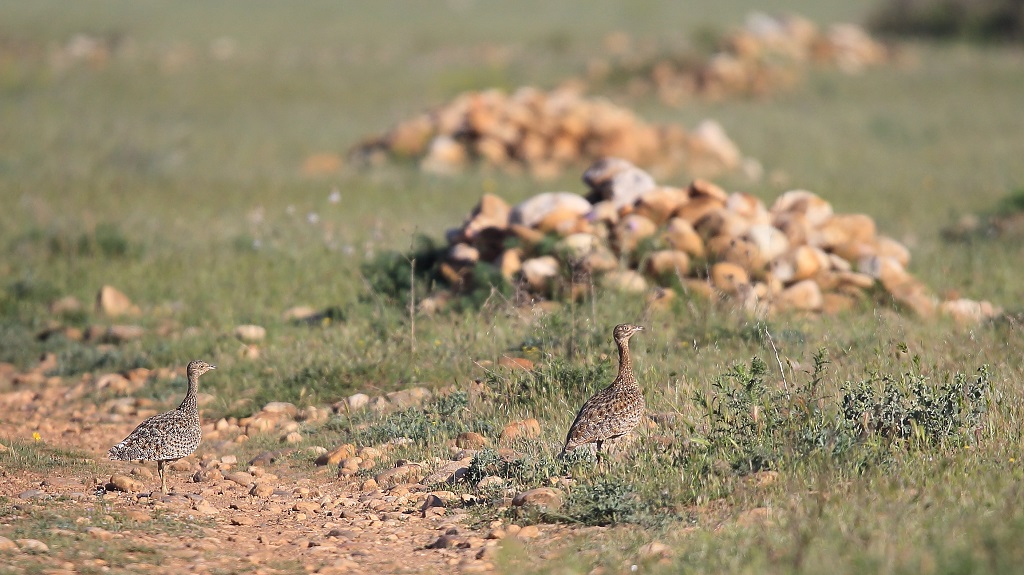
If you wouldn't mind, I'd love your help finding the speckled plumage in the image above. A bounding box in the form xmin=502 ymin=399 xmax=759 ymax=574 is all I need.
xmin=562 ymin=324 xmax=645 ymax=456
xmin=109 ymin=360 xmax=215 ymax=493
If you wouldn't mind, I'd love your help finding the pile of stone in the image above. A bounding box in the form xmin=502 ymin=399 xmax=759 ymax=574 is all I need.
xmin=435 ymin=157 xmax=1000 ymax=324
xmin=349 ymin=85 xmax=745 ymax=179
xmin=590 ymin=13 xmax=893 ymax=105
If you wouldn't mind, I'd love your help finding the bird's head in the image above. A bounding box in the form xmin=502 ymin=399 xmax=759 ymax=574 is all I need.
xmin=187 ymin=360 xmax=217 ymax=378
xmin=613 ymin=323 xmax=645 ymax=343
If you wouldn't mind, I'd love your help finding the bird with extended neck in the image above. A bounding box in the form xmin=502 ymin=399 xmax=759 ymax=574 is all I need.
xmin=109 ymin=360 xmax=215 ymax=494
xmin=562 ymin=324 xmax=645 ymax=459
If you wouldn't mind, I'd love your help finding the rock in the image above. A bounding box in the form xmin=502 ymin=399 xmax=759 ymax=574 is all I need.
xmin=108 ymin=474 xmax=145 ymax=493
xmin=646 ymin=250 xmax=691 ymax=280
xmin=16 ymin=539 xmax=48 ymax=553
xmin=556 ymin=233 xmax=603 ymax=260
xmin=374 ymin=465 xmax=421 ymax=486
xmin=421 ymin=494 xmax=447 ymax=515
xmin=690 ymin=119 xmax=741 ymax=172
xmin=262 ymin=401 xmax=298 ymax=417
xmin=448 ymin=243 xmax=480 ymax=265
xmin=614 ymin=214 xmax=658 ymax=254
xmin=316 ymin=444 xmax=356 ymax=466
xmin=225 ymin=472 xmax=254 ymax=487
xmin=234 ymin=324 xmax=266 ymax=342
xmin=282 ymin=306 xmax=318 ymax=322
xmin=427 ymin=534 xmax=460 ymax=549
xmin=456 ymin=432 xmax=489 ymax=449
xmin=875 ymin=235 xmax=911 ymax=267
xmin=770 ymin=190 xmax=833 ymax=226
xmin=813 ymin=213 xmax=877 ymax=249
xmin=498 ymin=357 xmax=533 ymax=371
xmin=582 ymin=157 xmax=657 ymax=210
xmin=736 ymin=506 xmax=773 ymax=526
xmin=346 ymin=393 xmax=370 ymax=411
xmin=420 ymin=135 xmax=467 ymax=175
xmin=771 ymin=245 xmax=829 ymax=284
xmin=634 ymin=186 xmax=688 ymax=225
xmin=477 ymin=476 xmax=505 ymax=490
xmin=463 ymin=193 xmax=511 ymax=239
xmin=282 ymin=431 xmax=303 ymax=444
xmin=499 ymin=418 xmax=541 ymax=443
xmin=510 ymin=192 xmax=592 ymax=228
xmin=92 ymin=325 xmax=145 ymax=344
xmin=95 ymin=373 xmax=132 ymax=393
xmin=49 ymin=296 xmax=83 ymax=316
xmin=0 ymin=536 xmax=15 ymax=552
xmin=775 ymin=280 xmax=823 ymax=312
xmin=743 ymin=224 xmax=790 ymax=262
xmin=86 ymin=527 xmax=113 ymax=540
xmin=521 ymin=256 xmax=561 ymax=293
xmin=662 ymin=218 xmax=706 ymax=258
xmin=386 ymin=387 xmax=432 ymax=408
xmin=638 ymin=541 xmax=673 ymax=560
xmin=601 ymin=270 xmax=648 ymax=293
xmin=499 ymin=248 xmax=523 ymax=280
xmin=939 ymin=299 xmax=986 ymax=325
xmin=726 ymin=192 xmax=770 ymax=224
xmin=710 ymin=262 xmax=749 ymax=295
xmin=250 ymin=483 xmax=274 ymax=498
xmin=512 ymin=488 xmax=563 ymax=511
xmin=96 ymin=285 xmax=137 ymax=316
xmin=515 ymin=525 xmax=540 ymax=539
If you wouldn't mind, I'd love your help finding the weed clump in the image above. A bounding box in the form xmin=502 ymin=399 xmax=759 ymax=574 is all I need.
xmin=565 ymin=478 xmax=645 ymax=526
xmin=689 ymin=350 xmax=992 ymax=480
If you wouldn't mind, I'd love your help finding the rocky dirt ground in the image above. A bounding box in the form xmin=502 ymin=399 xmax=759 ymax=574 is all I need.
xmin=0 ymin=357 xmax=561 ymax=575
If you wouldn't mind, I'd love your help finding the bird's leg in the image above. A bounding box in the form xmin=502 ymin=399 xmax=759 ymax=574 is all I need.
xmin=158 ymin=460 xmax=168 ymax=494
xmin=595 ymin=440 xmax=604 ymax=465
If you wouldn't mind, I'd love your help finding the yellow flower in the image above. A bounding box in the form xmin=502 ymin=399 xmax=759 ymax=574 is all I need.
xmin=32 ymin=432 xmax=41 ymax=442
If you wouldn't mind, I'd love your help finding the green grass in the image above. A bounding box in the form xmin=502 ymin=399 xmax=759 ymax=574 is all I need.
xmin=2 ymin=1 xmax=1024 ymax=573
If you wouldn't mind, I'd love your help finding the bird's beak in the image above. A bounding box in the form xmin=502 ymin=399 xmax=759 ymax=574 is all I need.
xmin=209 ymin=365 xmax=217 ymax=370
xmin=636 ymin=326 xmax=645 ymax=331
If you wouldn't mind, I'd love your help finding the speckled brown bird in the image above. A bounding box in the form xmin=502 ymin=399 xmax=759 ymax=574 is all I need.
xmin=109 ymin=360 xmax=215 ymax=494
xmin=562 ymin=324 xmax=645 ymax=458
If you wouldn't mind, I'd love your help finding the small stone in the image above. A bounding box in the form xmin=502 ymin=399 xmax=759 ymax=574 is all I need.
xmin=230 ymin=516 xmax=255 ymax=526
xmin=250 ymin=484 xmax=274 ymax=498
xmin=16 ymin=539 xmax=49 ymax=553
xmin=225 ymin=472 xmax=254 ymax=487
xmin=512 ymin=487 xmax=563 ymax=510
xmin=497 ymin=357 xmax=533 ymax=371
xmin=427 ymin=534 xmax=460 ymax=549
xmin=234 ymin=324 xmax=266 ymax=342
xmin=126 ymin=510 xmax=151 ymax=522
xmin=346 ymin=393 xmax=370 ymax=411
xmin=294 ymin=501 xmax=318 ymax=514
xmin=103 ymin=325 xmax=146 ymax=343
xmin=86 ymin=527 xmax=113 ymax=540
xmin=316 ymin=443 xmax=356 ymax=466
xmin=220 ymin=454 xmax=238 ymax=465
xmin=421 ymin=494 xmax=446 ymax=515
xmin=49 ymin=295 xmax=83 ymax=316
xmin=17 ymin=490 xmax=47 ymax=500
xmin=511 ymin=191 xmax=592 ymax=229
xmin=282 ymin=431 xmax=303 ymax=444
xmin=374 ymin=465 xmax=421 ymax=487
xmin=0 ymin=535 xmax=17 ymax=551
xmin=499 ymin=419 xmax=542 ymax=443
xmin=710 ymin=262 xmax=749 ymax=295
xmin=262 ymin=401 xmax=298 ymax=417
xmin=485 ymin=528 xmax=506 ymax=540
xmin=96 ymin=285 xmax=137 ymax=317
xmin=638 ymin=541 xmax=672 ymax=560
xmin=456 ymin=432 xmax=489 ymax=449
xmin=521 ymin=256 xmax=561 ymax=293
xmin=477 ymin=476 xmax=505 ymax=490
xmin=515 ymin=525 xmax=540 ymax=539
xmin=108 ymin=474 xmax=145 ymax=493
xmin=386 ymin=387 xmax=432 ymax=409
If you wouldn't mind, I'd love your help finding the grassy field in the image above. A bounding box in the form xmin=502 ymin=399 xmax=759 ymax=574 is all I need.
xmin=3 ymin=1 xmax=1024 ymax=573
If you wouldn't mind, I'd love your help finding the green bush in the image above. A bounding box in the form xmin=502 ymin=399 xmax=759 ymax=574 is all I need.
xmin=869 ymin=0 xmax=1024 ymax=42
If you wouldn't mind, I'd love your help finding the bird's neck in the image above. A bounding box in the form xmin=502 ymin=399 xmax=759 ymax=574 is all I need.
xmin=615 ymin=338 xmax=636 ymax=387
xmin=178 ymin=372 xmax=199 ymax=413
